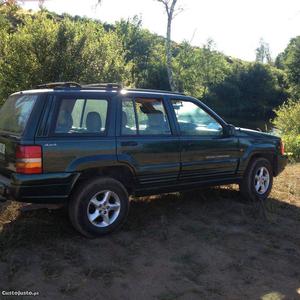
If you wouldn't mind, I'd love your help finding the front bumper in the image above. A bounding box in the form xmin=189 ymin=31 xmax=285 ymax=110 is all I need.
xmin=0 ymin=172 xmax=80 ymax=203
xmin=274 ymin=154 xmax=288 ymax=176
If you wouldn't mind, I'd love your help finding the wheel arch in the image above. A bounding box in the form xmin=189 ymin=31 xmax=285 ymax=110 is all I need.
xmin=242 ymin=151 xmax=276 ymax=176
xmin=72 ymin=164 xmax=137 ymax=195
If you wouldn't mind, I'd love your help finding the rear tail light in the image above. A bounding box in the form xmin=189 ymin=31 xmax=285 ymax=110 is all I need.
xmin=280 ymin=140 xmax=285 ymax=155
xmin=16 ymin=145 xmax=42 ymax=174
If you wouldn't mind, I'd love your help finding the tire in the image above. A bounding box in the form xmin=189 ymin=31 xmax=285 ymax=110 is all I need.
xmin=69 ymin=177 xmax=129 ymax=238
xmin=240 ymin=157 xmax=273 ymax=202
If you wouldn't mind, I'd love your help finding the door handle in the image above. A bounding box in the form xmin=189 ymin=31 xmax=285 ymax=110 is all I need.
xmin=121 ymin=141 xmax=138 ymax=147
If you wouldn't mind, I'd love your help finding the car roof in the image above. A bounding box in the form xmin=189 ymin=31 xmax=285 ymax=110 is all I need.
xmin=10 ymin=83 xmax=228 ymax=127
xmin=12 ymin=89 xmax=188 ymax=100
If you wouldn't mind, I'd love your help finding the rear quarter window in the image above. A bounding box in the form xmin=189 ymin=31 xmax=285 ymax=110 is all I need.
xmin=0 ymin=94 xmax=38 ymax=135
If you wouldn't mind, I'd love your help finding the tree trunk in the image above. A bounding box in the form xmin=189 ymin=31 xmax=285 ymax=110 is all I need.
xmin=164 ymin=0 xmax=178 ymax=91
xmin=166 ymin=17 xmax=176 ymax=91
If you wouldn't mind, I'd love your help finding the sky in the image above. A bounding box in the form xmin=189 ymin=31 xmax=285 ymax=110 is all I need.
xmin=21 ymin=0 xmax=300 ymax=61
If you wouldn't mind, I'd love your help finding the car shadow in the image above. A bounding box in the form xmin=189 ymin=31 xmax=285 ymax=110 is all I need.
xmin=0 ymin=187 xmax=299 ymax=247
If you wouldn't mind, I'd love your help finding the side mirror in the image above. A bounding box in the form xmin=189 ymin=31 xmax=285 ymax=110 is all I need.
xmin=224 ymin=124 xmax=236 ymax=137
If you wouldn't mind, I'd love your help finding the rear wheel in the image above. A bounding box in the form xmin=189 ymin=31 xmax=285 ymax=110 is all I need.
xmin=240 ymin=158 xmax=273 ymax=202
xmin=69 ymin=177 xmax=129 ymax=238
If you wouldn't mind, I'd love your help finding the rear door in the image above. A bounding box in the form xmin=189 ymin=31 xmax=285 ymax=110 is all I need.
xmin=116 ymin=95 xmax=180 ymax=188
xmin=36 ymin=92 xmax=117 ymax=173
xmin=169 ymin=97 xmax=240 ymax=183
xmin=0 ymin=93 xmax=39 ymax=176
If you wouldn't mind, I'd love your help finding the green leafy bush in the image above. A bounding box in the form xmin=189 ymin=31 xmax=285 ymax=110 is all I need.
xmin=273 ymin=100 xmax=300 ymax=161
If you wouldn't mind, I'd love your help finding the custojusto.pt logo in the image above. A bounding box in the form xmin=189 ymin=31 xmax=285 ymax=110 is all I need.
xmin=2 ymin=290 xmax=39 ymax=297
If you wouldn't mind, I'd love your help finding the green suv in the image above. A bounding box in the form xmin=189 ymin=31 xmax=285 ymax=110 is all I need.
xmin=0 ymin=83 xmax=287 ymax=237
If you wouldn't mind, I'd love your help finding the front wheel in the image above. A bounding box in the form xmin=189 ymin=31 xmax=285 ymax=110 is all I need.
xmin=69 ymin=177 xmax=129 ymax=238
xmin=240 ymin=158 xmax=273 ymax=202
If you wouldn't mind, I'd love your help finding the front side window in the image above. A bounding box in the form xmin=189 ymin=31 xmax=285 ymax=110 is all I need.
xmin=121 ymin=99 xmax=137 ymax=135
xmin=121 ymin=98 xmax=171 ymax=135
xmin=171 ymin=100 xmax=223 ymax=136
xmin=54 ymin=98 xmax=108 ymax=134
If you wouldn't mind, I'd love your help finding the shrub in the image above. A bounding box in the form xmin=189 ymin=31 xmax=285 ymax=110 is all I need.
xmin=273 ymin=100 xmax=300 ymax=161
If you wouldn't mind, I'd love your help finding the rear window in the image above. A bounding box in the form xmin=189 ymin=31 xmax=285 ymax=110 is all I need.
xmin=0 ymin=94 xmax=38 ymax=135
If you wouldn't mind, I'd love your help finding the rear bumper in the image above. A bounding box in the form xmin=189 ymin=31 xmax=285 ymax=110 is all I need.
xmin=0 ymin=172 xmax=80 ymax=203
xmin=0 ymin=182 xmax=7 ymax=202
xmin=0 ymin=174 xmax=10 ymax=202
xmin=274 ymin=154 xmax=288 ymax=176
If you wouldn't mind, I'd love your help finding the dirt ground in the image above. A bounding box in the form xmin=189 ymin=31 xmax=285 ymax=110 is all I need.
xmin=0 ymin=164 xmax=299 ymax=300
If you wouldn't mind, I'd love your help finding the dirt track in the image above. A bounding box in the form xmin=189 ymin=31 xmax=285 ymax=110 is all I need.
xmin=0 ymin=164 xmax=299 ymax=300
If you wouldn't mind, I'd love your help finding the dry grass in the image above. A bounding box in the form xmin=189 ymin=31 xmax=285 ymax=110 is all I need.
xmin=271 ymin=163 xmax=300 ymax=206
xmin=0 ymin=164 xmax=299 ymax=299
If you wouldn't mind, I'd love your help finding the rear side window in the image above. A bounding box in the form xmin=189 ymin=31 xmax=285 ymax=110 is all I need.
xmin=54 ymin=98 xmax=108 ymax=134
xmin=0 ymin=94 xmax=38 ymax=135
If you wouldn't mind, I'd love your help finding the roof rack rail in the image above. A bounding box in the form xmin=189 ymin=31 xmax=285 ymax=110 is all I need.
xmin=125 ymin=88 xmax=185 ymax=96
xmin=35 ymin=82 xmax=185 ymax=95
xmin=36 ymin=82 xmax=81 ymax=89
xmin=82 ymin=83 xmax=123 ymax=90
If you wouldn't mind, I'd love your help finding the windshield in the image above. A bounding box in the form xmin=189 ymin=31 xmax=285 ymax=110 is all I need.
xmin=0 ymin=94 xmax=38 ymax=135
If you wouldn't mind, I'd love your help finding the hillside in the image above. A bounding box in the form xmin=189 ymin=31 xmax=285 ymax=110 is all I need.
xmin=0 ymin=3 xmax=295 ymax=123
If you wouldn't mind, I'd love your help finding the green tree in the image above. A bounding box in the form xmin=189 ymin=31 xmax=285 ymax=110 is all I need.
xmin=174 ymin=41 xmax=201 ymax=95
xmin=0 ymin=12 xmax=59 ymax=101
xmin=280 ymin=37 xmax=300 ymax=97
xmin=206 ymin=62 xmax=288 ymax=119
xmin=256 ymin=38 xmax=272 ymax=64
xmin=174 ymin=39 xmax=230 ymax=98
xmin=0 ymin=9 xmax=130 ymax=103
xmin=115 ymin=17 xmax=153 ymax=87
xmin=198 ymin=39 xmax=229 ymax=96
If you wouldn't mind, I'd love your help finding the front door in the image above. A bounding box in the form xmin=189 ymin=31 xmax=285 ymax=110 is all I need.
xmin=170 ymin=98 xmax=240 ymax=183
xmin=116 ymin=96 xmax=180 ymax=188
